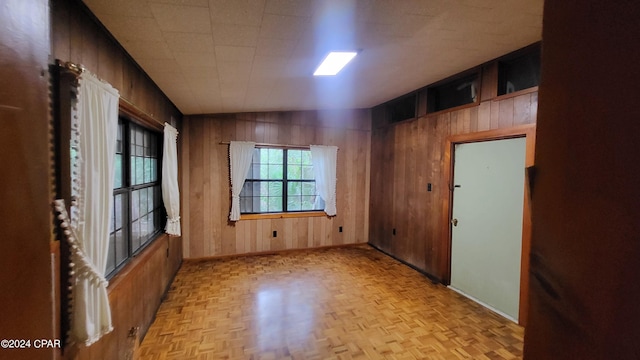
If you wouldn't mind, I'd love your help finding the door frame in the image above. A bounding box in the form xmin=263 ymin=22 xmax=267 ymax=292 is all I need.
xmin=440 ymin=124 xmax=536 ymax=325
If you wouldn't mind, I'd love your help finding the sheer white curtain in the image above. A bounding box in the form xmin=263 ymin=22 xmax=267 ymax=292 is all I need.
xmin=162 ymin=123 xmax=181 ymax=235
xmin=229 ymin=141 xmax=255 ymax=221
xmin=70 ymin=72 xmax=119 ymax=345
xmin=310 ymin=145 xmax=338 ymax=216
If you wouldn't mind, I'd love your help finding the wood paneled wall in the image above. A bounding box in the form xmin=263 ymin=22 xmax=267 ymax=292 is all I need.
xmin=182 ymin=110 xmax=371 ymax=259
xmin=0 ymin=1 xmax=56 ymax=359
xmin=50 ymin=0 xmax=183 ymax=358
xmin=69 ymin=235 xmax=182 ymax=360
xmin=525 ymin=1 xmax=640 ymax=358
xmin=369 ymin=89 xmax=538 ymax=281
xmin=51 ymin=0 xmax=181 ymax=127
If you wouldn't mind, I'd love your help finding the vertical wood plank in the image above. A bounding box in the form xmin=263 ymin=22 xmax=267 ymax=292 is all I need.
xmin=530 ymin=92 xmax=538 ymax=124
xmin=490 ymin=101 xmax=500 ymax=129
xmin=513 ymin=93 xmax=532 ymax=125
xmin=478 ymin=101 xmax=491 ymax=131
xmin=189 ymin=118 xmax=204 ymax=258
xmin=499 ymin=97 xmax=515 ymax=128
xmin=203 ymin=118 xmax=212 ymax=256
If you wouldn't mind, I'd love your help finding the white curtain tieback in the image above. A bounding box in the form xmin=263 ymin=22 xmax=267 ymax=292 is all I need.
xmin=54 ymin=199 xmax=108 ymax=287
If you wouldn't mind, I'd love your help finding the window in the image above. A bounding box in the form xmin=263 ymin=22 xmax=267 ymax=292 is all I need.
xmin=388 ymin=93 xmax=417 ymax=123
xmin=107 ymin=119 xmax=164 ymax=278
xmin=240 ymin=147 xmax=323 ymax=214
xmin=427 ymin=73 xmax=479 ymax=113
xmin=498 ymin=46 xmax=541 ymax=95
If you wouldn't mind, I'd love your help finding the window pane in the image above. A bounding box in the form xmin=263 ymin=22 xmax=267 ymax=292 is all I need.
xmin=288 ymin=150 xmax=302 ymax=165
xmin=140 ymin=214 xmax=149 ymax=240
xmin=268 ymin=181 xmax=282 ymax=197
xmin=106 ymin=233 xmax=116 ymax=275
xmin=148 ymin=187 xmax=154 ymax=214
xmin=144 ymin=131 xmax=151 ymax=156
xmin=130 ymin=157 xmax=136 ymax=186
xmin=301 ymin=151 xmax=312 ymax=165
xmin=288 ymin=196 xmax=301 ymax=211
xmin=302 ymin=166 xmax=314 ymax=180
xmin=259 ymin=164 xmax=268 ymax=179
xmin=150 ymin=135 xmax=157 ymax=157
xmin=302 ymin=182 xmax=316 ymax=195
xmin=116 ymin=122 xmax=123 ymax=153
xmin=132 ymin=220 xmax=141 ymax=252
xmin=115 ymin=229 xmax=127 ymax=266
xmin=132 ymin=190 xmax=140 ymax=220
xmin=240 ymin=194 xmax=252 ymax=213
xmin=268 ymin=197 xmax=282 ymax=212
xmin=144 ymin=158 xmax=150 ymax=183
xmin=250 ymin=164 xmax=260 ymax=179
xmin=151 ymin=159 xmax=157 ymax=182
xmin=256 ymin=148 xmax=267 ymax=163
xmin=135 ymin=127 xmax=143 ymax=147
xmin=288 ymin=164 xmax=302 ymax=180
xmin=139 ymin=188 xmax=148 ymax=215
xmin=302 ymin=196 xmax=317 ymax=210
xmin=135 ymin=156 xmax=144 ymax=184
xmin=267 ymin=164 xmax=283 ymax=179
xmin=114 ymin=154 xmax=123 ymax=188
xmin=288 ymin=182 xmax=301 ymax=196
xmin=268 ymin=149 xmax=282 ymax=164
xmin=114 ymin=194 xmax=123 ymax=230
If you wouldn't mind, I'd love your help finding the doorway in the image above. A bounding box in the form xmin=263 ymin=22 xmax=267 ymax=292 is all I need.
xmin=449 ymin=137 xmax=526 ymax=321
xmin=440 ymin=124 xmax=535 ymax=325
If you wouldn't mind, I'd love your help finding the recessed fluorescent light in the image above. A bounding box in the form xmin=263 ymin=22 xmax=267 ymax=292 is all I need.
xmin=313 ymin=51 xmax=358 ymax=76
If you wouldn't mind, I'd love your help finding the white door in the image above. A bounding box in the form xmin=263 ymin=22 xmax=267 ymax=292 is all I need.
xmin=450 ymin=137 xmax=526 ymax=321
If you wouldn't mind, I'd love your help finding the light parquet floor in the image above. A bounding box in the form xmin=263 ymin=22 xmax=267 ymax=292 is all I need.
xmin=138 ymin=245 xmax=524 ymax=360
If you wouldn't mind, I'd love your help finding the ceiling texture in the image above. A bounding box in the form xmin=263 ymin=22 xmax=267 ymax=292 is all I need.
xmin=82 ymin=0 xmax=544 ymax=115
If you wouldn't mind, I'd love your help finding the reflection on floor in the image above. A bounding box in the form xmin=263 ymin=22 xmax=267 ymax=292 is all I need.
xmin=138 ymin=245 xmax=523 ymax=359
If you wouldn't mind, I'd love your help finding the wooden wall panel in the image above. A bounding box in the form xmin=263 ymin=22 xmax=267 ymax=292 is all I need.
xmin=369 ymin=91 xmax=538 ymax=281
xmin=51 ymin=0 xmax=181 ymax=127
xmin=0 ymin=1 xmax=56 ymax=359
xmin=182 ymin=110 xmax=371 ymax=259
xmin=525 ymin=1 xmax=640 ymax=358
xmin=71 ymin=235 xmax=182 ymax=360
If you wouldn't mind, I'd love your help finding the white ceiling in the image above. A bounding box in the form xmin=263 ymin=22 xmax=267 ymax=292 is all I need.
xmin=82 ymin=0 xmax=543 ymax=115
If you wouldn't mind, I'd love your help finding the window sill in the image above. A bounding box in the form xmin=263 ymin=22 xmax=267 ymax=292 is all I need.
xmin=241 ymin=211 xmax=327 ymax=220
xmin=492 ymin=86 xmax=539 ymax=101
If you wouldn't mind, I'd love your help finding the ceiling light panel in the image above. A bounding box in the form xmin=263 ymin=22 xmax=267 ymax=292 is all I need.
xmin=313 ymin=51 xmax=358 ymax=76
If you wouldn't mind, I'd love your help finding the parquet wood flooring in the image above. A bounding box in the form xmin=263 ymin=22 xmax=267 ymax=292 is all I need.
xmin=138 ymin=245 xmax=523 ymax=360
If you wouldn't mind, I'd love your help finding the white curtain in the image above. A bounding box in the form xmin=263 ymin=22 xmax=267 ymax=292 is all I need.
xmin=162 ymin=123 xmax=181 ymax=236
xmin=310 ymin=145 xmax=338 ymax=216
xmin=70 ymin=72 xmax=119 ymax=345
xmin=229 ymin=141 xmax=256 ymax=221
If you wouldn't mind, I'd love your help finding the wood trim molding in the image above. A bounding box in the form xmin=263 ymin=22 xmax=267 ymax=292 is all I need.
xmin=240 ymin=211 xmax=327 ymax=220
xmin=440 ymin=124 xmax=535 ymax=326
xmin=492 ymin=86 xmax=539 ymax=102
xmin=184 ymin=242 xmax=367 ymax=262
xmin=119 ymin=98 xmax=163 ymax=131
xmin=426 ymin=100 xmax=480 ymax=117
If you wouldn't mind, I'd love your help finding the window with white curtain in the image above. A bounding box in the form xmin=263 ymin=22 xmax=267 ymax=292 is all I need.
xmin=240 ymin=147 xmax=324 ymax=214
xmin=106 ymin=119 xmax=165 ymax=278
